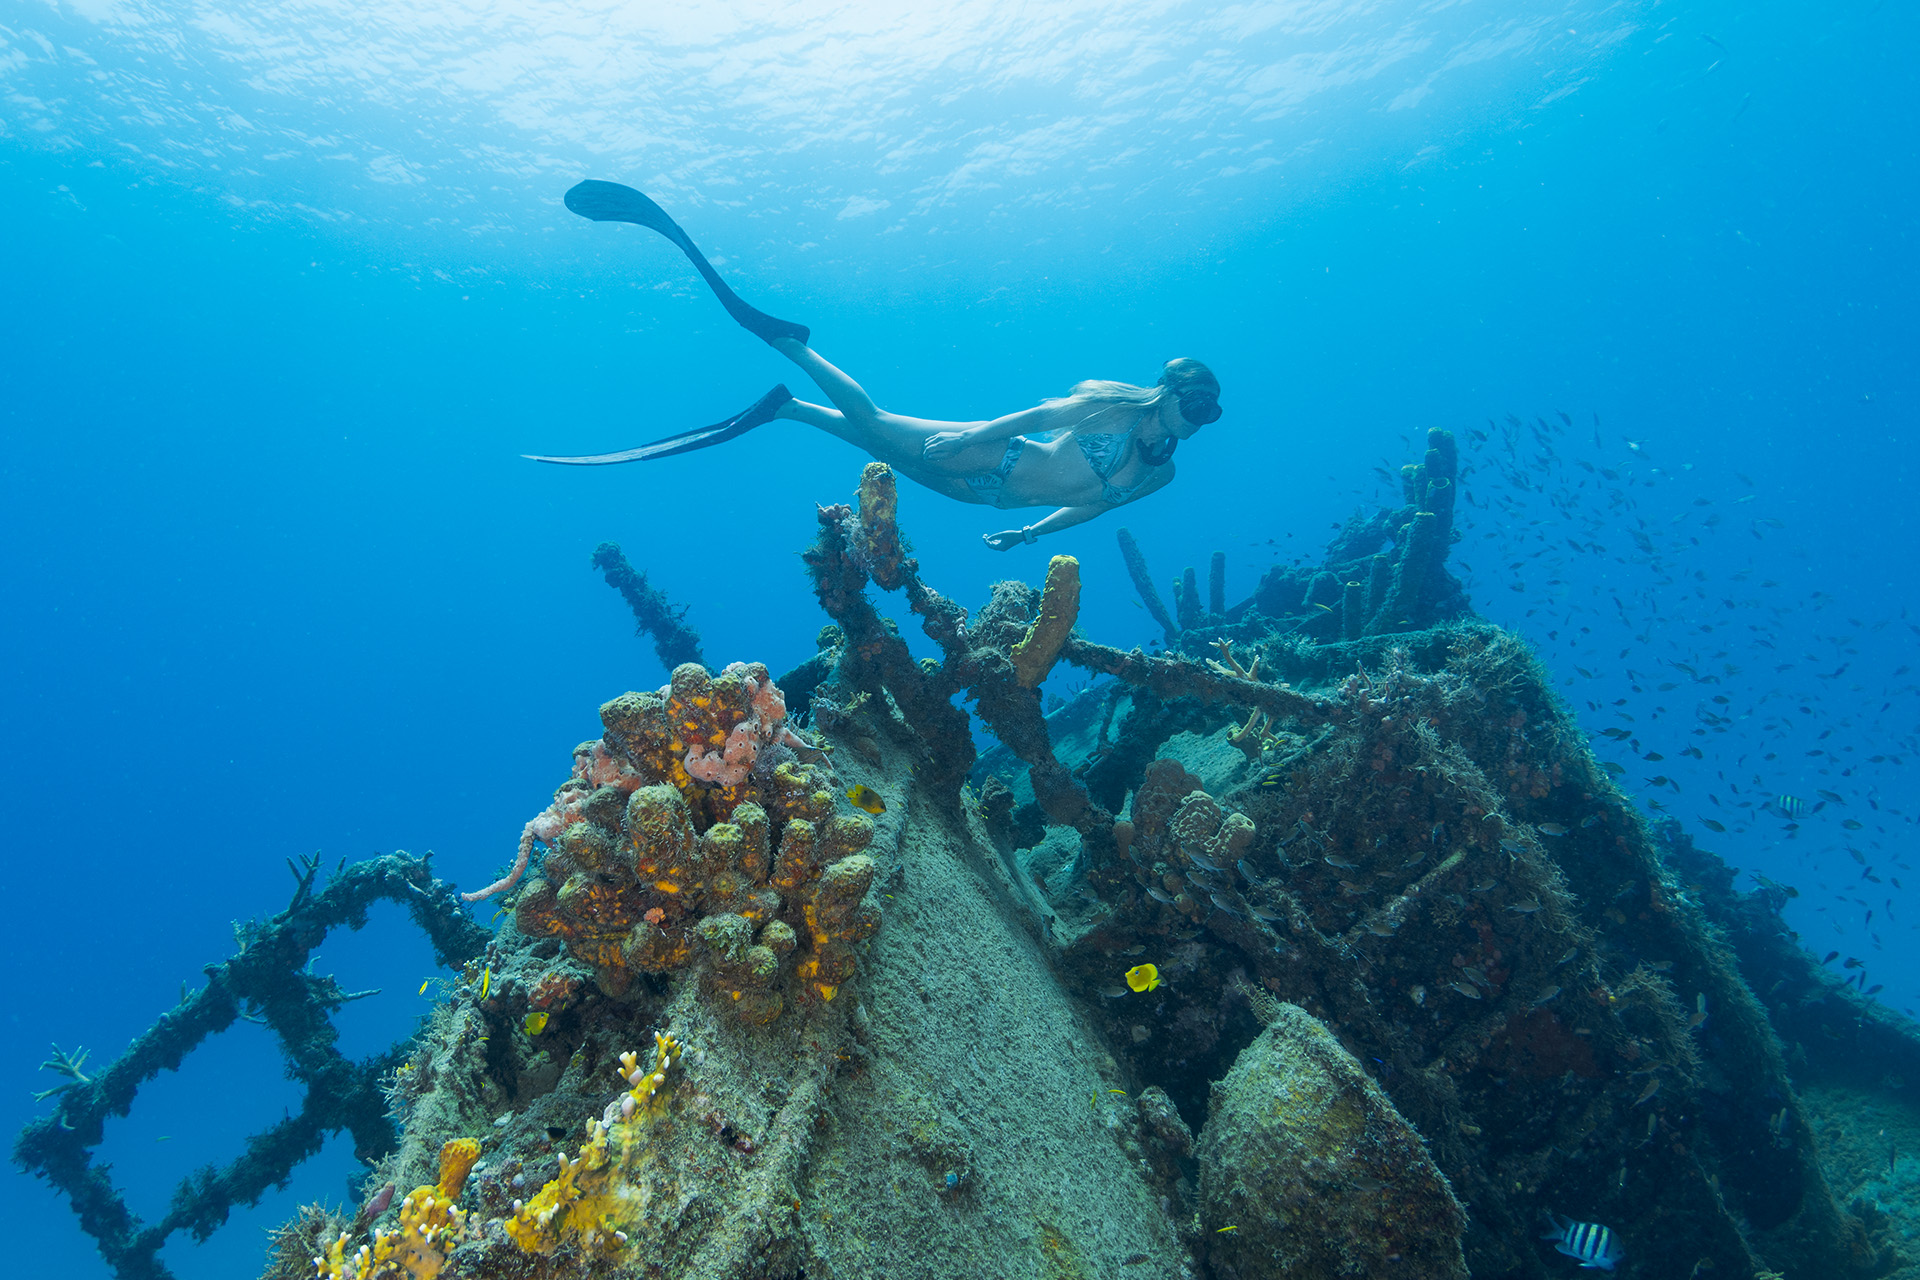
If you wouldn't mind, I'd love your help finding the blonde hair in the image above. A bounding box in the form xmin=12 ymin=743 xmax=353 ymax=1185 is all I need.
xmin=1041 ymin=358 xmax=1221 ymax=436
xmin=1041 ymin=379 xmax=1167 ymax=437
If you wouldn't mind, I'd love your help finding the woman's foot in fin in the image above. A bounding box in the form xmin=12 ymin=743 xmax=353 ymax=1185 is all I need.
xmin=727 ymin=301 xmax=810 ymax=348
xmin=524 ymin=385 xmax=793 ymax=466
xmin=661 ymin=383 xmax=793 ymax=455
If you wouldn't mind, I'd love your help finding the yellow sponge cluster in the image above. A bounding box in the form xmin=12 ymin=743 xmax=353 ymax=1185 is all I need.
xmin=314 ymin=1139 xmax=481 ymax=1280
xmin=503 ymin=1032 xmax=682 ymax=1259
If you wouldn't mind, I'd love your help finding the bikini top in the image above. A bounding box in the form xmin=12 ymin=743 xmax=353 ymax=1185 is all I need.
xmin=1072 ymin=429 xmax=1171 ymax=505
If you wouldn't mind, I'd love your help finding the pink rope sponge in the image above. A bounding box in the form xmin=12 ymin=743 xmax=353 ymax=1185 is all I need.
xmin=462 ymin=661 xmax=806 ymax=903
xmin=682 ymin=661 xmax=804 ymax=786
xmin=464 ymin=739 xmax=647 ymax=902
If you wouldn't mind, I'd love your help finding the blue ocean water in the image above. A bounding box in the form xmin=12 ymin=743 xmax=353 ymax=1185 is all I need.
xmin=1 ymin=0 xmax=1913 ymax=1274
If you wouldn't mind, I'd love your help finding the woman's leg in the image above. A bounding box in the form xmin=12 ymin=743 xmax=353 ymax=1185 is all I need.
xmin=776 ymin=395 xmax=982 ymax=497
xmin=769 ymin=338 xmax=882 ymax=424
xmin=762 ymin=340 xmax=1013 ymax=508
xmin=768 ymin=338 xmax=975 ymax=461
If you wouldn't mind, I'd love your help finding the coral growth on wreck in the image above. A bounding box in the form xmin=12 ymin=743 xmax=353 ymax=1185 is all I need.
xmin=501 ymin=661 xmax=878 ymax=1019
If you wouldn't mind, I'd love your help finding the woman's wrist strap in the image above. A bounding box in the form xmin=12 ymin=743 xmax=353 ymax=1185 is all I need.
xmin=1021 ymin=526 xmax=1037 ymax=544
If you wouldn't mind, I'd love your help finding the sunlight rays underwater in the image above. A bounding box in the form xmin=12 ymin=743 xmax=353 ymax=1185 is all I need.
xmin=3 ymin=0 xmax=1642 ymax=243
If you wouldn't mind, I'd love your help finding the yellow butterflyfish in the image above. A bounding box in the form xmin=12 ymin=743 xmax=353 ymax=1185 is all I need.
xmin=418 ymin=979 xmax=431 ymax=996
xmin=479 ymin=967 xmax=491 ymax=1000
xmin=846 ymin=784 xmax=887 ymax=815
xmin=1125 ymin=963 xmax=1161 ymax=993
xmin=523 ymin=1011 xmax=549 ymax=1036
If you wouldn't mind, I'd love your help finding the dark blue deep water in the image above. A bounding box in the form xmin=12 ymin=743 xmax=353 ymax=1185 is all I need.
xmin=2 ymin=1 xmax=1914 ymax=1274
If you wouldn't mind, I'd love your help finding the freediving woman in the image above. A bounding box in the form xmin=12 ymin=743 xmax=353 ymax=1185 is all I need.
xmin=532 ymin=181 xmax=1222 ymax=551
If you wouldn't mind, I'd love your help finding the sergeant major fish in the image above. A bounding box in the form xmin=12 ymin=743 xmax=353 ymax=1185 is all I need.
xmin=1541 ymin=1214 xmax=1624 ymax=1270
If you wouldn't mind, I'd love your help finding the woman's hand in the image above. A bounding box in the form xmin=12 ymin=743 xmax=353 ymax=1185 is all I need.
xmin=982 ymin=528 xmax=1026 ymax=551
xmin=923 ymin=428 xmax=972 ymax=459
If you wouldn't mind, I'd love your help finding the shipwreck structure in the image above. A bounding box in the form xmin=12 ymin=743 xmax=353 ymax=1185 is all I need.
xmin=17 ymin=432 xmax=1914 ymax=1280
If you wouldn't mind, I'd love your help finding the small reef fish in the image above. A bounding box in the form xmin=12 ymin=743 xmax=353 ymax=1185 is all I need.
xmin=1631 ymin=1078 xmax=1661 ymax=1107
xmin=523 ymin=1011 xmax=549 ymax=1036
xmin=1507 ymin=896 xmax=1544 ymax=914
xmin=1126 ymin=964 xmax=1161 ymax=993
xmin=1499 ymin=838 xmax=1527 ymax=855
xmin=480 ymin=967 xmax=491 ymax=1000
xmin=1771 ymin=793 xmax=1809 ymax=820
xmin=1537 ymin=823 xmax=1569 ymax=836
xmin=1448 ymin=981 xmax=1483 ymax=1000
xmin=1250 ymin=905 xmax=1284 ymax=923
xmin=1146 ymin=887 xmax=1177 ymax=906
xmin=1187 ymin=850 xmax=1224 ymax=873
xmin=845 ymin=784 xmax=887 ymax=814
xmin=1236 ymin=859 xmax=1262 ymax=884
xmin=1364 ymin=918 xmax=1398 ymax=937
xmin=1324 ymin=854 xmax=1360 ymax=870
xmin=1530 ymin=986 xmax=1562 ymax=1008
xmin=1580 ymin=814 xmax=1603 ymax=829
xmin=1541 ymin=1214 xmax=1624 ymax=1271
xmin=1209 ymin=893 xmax=1243 ymax=916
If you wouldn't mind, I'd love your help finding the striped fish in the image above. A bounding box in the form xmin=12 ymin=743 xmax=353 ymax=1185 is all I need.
xmin=1772 ymin=793 xmax=1809 ymax=820
xmin=1541 ymin=1214 xmax=1624 ymax=1270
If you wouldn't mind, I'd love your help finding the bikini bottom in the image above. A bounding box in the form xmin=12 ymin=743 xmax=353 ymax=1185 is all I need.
xmin=960 ymin=435 xmax=1028 ymax=508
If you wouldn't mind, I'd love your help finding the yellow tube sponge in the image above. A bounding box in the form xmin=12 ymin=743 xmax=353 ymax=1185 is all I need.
xmin=1011 ymin=555 xmax=1081 ymax=688
xmin=853 ymin=462 xmax=914 ymax=590
xmin=434 ymin=1138 xmax=482 ymax=1200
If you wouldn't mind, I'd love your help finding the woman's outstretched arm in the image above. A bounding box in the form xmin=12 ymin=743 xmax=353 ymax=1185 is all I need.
xmin=982 ymin=503 xmax=1111 ymax=550
xmin=924 ymin=405 xmax=1053 ymax=460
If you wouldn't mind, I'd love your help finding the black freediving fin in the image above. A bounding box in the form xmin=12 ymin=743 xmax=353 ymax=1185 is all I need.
xmin=564 ymin=179 xmax=810 ymax=348
xmin=525 ymin=385 xmax=793 ymax=466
